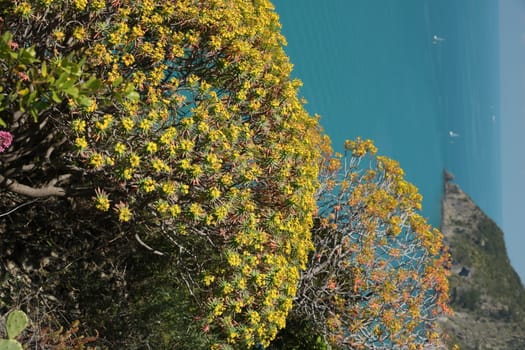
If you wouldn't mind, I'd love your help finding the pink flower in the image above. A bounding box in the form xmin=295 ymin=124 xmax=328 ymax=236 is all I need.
xmin=0 ymin=131 xmax=13 ymax=153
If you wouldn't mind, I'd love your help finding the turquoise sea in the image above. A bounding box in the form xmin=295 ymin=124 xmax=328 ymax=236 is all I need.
xmin=274 ymin=0 xmax=501 ymax=228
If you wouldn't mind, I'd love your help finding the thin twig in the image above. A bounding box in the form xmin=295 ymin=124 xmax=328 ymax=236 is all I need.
xmin=0 ymin=198 xmax=39 ymax=218
xmin=134 ymin=233 xmax=165 ymax=256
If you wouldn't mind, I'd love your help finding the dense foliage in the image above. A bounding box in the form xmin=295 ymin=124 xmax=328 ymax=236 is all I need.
xmin=291 ymin=137 xmax=451 ymax=349
xmin=0 ymin=1 xmax=451 ymax=349
xmin=1 ymin=0 xmax=321 ymax=348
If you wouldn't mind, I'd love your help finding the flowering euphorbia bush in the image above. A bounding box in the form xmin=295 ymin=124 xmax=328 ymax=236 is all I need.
xmin=293 ymin=137 xmax=451 ymax=349
xmin=1 ymin=0 xmax=322 ymax=347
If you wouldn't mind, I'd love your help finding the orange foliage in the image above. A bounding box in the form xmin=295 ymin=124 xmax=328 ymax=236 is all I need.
xmin=293 ymin=138 xmax=451 ymax=349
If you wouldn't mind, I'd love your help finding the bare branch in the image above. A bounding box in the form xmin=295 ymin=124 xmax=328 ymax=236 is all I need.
xmin=0 ymin=174 xmax=68 ymax=197
xmin=134 ymin=233 xmax=165 ymax=256
xmin=45 ymin=136 xmax=67 ymax=161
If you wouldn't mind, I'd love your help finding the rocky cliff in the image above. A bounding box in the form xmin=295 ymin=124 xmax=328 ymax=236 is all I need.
xmin=440 ymin=173 xmax=525 ymax=349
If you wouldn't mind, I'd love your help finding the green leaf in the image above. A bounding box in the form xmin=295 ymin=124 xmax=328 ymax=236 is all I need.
xmin=26 ymin=90 xmax=37 ymax=105
xmin=17 ymin=88 xmax=29 ymax=96
xmin=29 ymin=107 xmax=38 ymax=122
xmin=63 ymin=85 xmax=79 ymax=98
xmin=125 ymin=90 xmax=140 ymax=101
xmin=18 ymin=47 xmax=38 ymax=64
xmin=41 ymin=61 xmax=47 ymax=78
xmin=54 ymin=75 xmax=66 ymax=88
xmin=77 ymin=95 xmax=93 ymax=107
xmin=51 ymin=91 xmax=62 ymax=103
xmin=1 ymin=32 xmax=12 ymax=43
xmin=84 ymin=77 xmax=101 ymax=90
xmin=112 ymin=76 xmax=123 ymax=87
xmin=0 ymin=339 xmax=23 ymax=350
xmin=32 ymin=100 xmax=49 ymax=114
xmin=6 ymin=310 xmax=28 ymax=339
xmin=0 ymin=118 xmax=6 ymax=127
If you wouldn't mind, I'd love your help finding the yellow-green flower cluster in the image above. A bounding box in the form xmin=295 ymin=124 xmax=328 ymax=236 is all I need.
xmin=10 ymin=0 xmax=323 ymax=346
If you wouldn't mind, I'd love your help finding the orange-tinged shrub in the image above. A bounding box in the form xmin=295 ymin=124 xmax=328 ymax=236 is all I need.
xmin=293 ymin=138 xmax=451 ymax=349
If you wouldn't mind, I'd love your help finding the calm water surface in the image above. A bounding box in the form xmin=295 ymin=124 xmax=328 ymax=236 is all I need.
xmin=274 ymin=0 xmax=501 ymax=228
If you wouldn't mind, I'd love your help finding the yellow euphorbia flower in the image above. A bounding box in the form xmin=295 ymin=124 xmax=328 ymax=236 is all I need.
xmin=115 ymin=202 xmax=132 ymax=222
xmin=75 ymin=137 xmax=88 ymax=150
xmin=94 ymin=188 xmax=110 ymax=211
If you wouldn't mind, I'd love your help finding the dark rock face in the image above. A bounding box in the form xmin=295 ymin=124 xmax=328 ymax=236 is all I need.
xmin=440 ymin=176 xmax=525 ymax=350
xmin=458 ymin=267 xmax=470 ymax=278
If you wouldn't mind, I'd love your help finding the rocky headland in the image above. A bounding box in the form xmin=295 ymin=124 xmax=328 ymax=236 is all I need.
xmin=440 ymin=171 xmax=525 ymax=349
